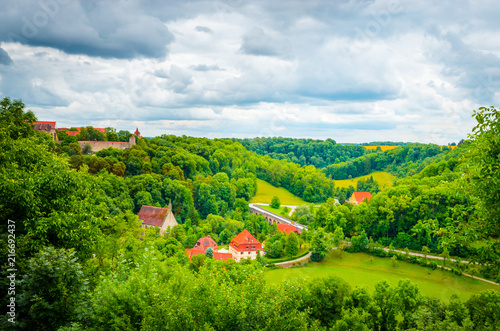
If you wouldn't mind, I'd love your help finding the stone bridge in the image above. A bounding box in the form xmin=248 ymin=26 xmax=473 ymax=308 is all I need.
xmin=248 ymin=203 xmax=307 ymax=233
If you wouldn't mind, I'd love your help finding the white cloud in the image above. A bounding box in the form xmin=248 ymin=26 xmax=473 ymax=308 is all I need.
xmin=0 ymin=0 xmax=498 ymax=144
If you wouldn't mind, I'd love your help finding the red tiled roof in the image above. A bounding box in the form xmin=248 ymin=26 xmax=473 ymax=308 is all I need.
xmin=352 ymin=192 xmax=372 ymax=204
xmin=185 ymin=248 xmax=232 ymax=261
xmin=186 ymin=248 xmax=205 ymax=259
xmin=277 ymin=223 xmax=299 ymax=235
xmin=213 ymin=252 xmax=233 ymax=261
xmin=230 ymin=229 xmax=262 ymax=252
xmin=34 ymin=121 xmax=55 ymax=132
xmin=57 ymin=127 xmax=107 ymax=136
xmin=194 ymin=236 xmax=218 ymax=251
xmin=138 ymin=205 xmax=169 ymax=227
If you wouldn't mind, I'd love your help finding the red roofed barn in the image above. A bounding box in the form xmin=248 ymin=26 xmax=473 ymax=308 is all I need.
xmin=229 ymin=229 xmax=263 ymax=262
xmin=138 ymin=201 xmax=178 ymax=235
xmin=277 ymin=223 xmax=300 ymax=235
xmin=348 ymin=192 xmax=372 ymax=205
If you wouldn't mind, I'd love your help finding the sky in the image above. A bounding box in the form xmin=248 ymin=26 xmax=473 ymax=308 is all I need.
xmin=1 ymin=0 xmax=499 ymax=144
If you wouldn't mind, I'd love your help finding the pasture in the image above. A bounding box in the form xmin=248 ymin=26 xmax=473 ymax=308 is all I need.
xmin=265 ymin=251 xmax=499 ymax=302
xmin=250 ymin=178 xmax=307 ymax=205
xmin=334 ymin=171 xmax=395 ymax=190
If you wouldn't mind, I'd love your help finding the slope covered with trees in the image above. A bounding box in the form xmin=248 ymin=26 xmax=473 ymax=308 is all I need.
xmin=1 ymin=97 xmax=499 ymax=330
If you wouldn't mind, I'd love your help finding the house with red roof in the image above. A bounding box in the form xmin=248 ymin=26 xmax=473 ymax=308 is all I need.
xmin=185 ymin=235 xmax=232 ymax=261
xmin=138 ymin=201 xmax=178 ymax=235
xmin=277 ymin=223 xmax=299 ymax=235
xmin=34 ymin=121 xmax=58 ymax=140
xmin=229 ymin=229 xmax=263 ymax=262
xmin=348 ymin=192 xmax=372 ymax=205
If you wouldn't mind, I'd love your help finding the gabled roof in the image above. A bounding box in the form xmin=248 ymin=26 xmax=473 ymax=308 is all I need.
xmin=230 ymin=230 xmax=262 ymax=251
xmin=231 ymin=229 xmax=258 ymax=245
xmin=194 ymin=236 xmax=218 ymax=251
xmin=34 ymin=121 xmax=56 ymax=131
xmin=352 ymin=192 xmax=372 ymax=204
xmin=138 ymin=205 xmax=169 ymax=227
xmin=277 ymin=223 xmax=299 ymax=235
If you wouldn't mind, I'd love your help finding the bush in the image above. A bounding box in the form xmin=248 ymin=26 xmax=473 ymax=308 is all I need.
xmin=370 ymin=247 xmax=387 ymax=257
xmin=378 ymin=237 xmax=392 ymax=246
xmin=429 ymin=261 xmax=438 ymax=270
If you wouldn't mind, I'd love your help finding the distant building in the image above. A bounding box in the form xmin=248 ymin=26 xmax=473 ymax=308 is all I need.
xmin=138 ymin=202 xmax=178 ymax=235
xmin=186 ymin=235 xmax=233 ymax=261
xmin=34 ymin=121 xmax=58 ymax=140
xmin=58 ymin=127 xmax=106 ymax=136
xmin=348 ymin=192 xmax=372 ymax=205
xmin=77 ymin=134 xmax=136 ymax=152
xmin=229 ymin=229 xmax=263 ymax=262
xmin=277 ymin=223 xmax=299 ymax=235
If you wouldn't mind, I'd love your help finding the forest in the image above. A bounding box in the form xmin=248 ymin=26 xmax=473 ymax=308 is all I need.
xmin=1 ymin=97 xmax=499 ymax=330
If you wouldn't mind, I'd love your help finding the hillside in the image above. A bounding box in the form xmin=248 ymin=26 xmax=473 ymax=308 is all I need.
xmin=334 ymin=171 xmax=395 ymax=190
xmin=250 ymin=178 xmax=307 ymax=205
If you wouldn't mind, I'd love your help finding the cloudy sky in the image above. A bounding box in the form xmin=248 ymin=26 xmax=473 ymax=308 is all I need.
xmin=1 ymin=0 xmax=499 ymax=144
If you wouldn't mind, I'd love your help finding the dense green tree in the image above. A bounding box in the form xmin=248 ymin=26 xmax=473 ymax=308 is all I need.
xmin=310 ymin=228 xmax=330 ymax=262
xmin=271 ymin=196 xmax=281 ymax=209
xmin=467 ymin=106 xmax=500 ymax=235
xmin=285 ymin=232 xmax=299 ymax=257
xmin=0 ymin=97 xmax=37 ymax=139
xmin=18 ymin=247 xmax=88 ymax=330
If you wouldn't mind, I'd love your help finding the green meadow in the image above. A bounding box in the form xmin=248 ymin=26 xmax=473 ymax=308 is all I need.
xmin=250 ymin=178 xmax=307 ymax=205
xmin=258 ymin=204 xmax=295 ymax=217
xmin=265 ymin=251 xmax=499 ymax=302
xmin=334 ymin=171 xmax=395 ymax=190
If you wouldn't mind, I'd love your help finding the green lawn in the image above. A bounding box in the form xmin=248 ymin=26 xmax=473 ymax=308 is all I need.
xmin=334 ymin=171 xmax=395 ymax=190
xmin=265 ymin=251 xmax=499 ymax=302
xmin=250 ymin=178 xmax=307 ymax=205
xmin=258 ymin=204 xmax=294 ymax=217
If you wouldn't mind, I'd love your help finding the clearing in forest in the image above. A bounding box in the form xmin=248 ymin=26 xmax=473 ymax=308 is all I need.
xmin=250 ymin=178 xmax=307 ymax=205
xmin=334 ymin=171 xmax=395 ymax=190
xmin=265 ymin=251 xmax=499 ymax=302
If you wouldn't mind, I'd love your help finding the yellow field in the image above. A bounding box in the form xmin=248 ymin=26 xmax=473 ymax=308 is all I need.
xmin=334 ymin=171 xmax=395 ymax=190
xmin=364 ymin=146 xmax=399 ymax=151
xmin=364 ymin=145 xmax=456 ymax=151
xmin=250 ymin=178 xmax=307 ymax=205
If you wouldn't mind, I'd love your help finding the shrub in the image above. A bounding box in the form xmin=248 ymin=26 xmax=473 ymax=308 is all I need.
xmin=429 ymin=261 xmax=438 ymax=270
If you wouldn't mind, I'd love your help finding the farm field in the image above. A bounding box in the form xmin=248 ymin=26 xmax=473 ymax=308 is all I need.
xmin=364 ymin=145 xmax=399 ymax=151
xmin=334 ymin=171 xmax=395 ymax=190
xmin=250 ymin=178 xmax=307 ymax=205
xmin=265 ymin=251 xmax=499 ymax=302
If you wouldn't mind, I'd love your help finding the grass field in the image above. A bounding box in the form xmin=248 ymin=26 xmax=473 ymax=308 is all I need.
xmin=259 ymin=204 xmax=294 ymax=217
xmin=265 ymin=251 xmax=499 ymax=302
xmin=364 ymin=146 xmax=399 ymax=151
xmin=334 ymin=171 xmax=395 ymax=190
xmin=250 ymin=178 xmax=307 ymax=205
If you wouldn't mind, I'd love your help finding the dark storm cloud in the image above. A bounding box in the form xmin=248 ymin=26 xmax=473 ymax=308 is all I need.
xmin=0 ymin=0 xmax=174 ymax=59
xmin=0 ymin=47 xmax=12 ymax=65
xmin=428 ymin=29 xmax=500 ymax=103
